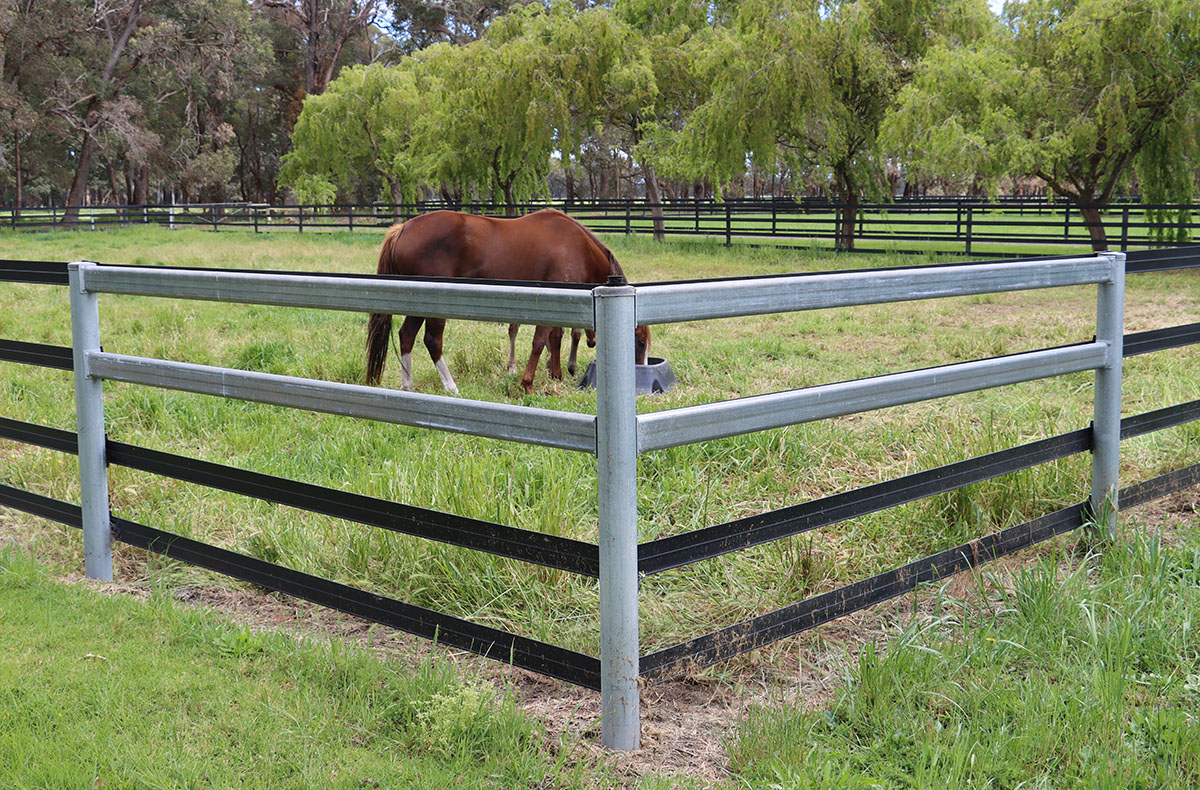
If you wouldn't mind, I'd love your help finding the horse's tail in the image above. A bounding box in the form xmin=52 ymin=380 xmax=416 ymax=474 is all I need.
xmin=366 ymin=312 xmax=393 ymax=385
xmin=365 ymin=222 xmax=405 ymax=385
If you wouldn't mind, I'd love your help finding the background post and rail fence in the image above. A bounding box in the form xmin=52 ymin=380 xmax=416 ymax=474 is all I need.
xmin=2 ymin=197 xmax=1196 ymax=257
xmin=1 ymin=245 xmax=1199 ymax=750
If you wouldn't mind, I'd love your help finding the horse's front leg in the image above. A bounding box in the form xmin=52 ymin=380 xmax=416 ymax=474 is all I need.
xmin=423 ymin=317 xmax=459 ymax=395
xmin=567 ymin=328 xmax=583 ymax=377
xmin=519 ymin=325 xmax=552 ymax=394
xmin=507 ymin=323 xmax=520 ymax=373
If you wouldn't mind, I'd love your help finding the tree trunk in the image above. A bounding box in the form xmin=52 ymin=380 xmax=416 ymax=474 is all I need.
xmin=642 ymin=160 xmax=666 ymax=242
xmin=502 ymin=181 xmax=517 ymax=216
xmin=838 ymin=192 xmax=859 ymax=251
xmin=389 ymin=176 xmax=403 ymax=222
xmin=13 ymin=133 xmax=22 ymax=216
xmin=61 ymin=132 xmax=98 ymax=223
xmin=565 ymin=161 xmax=576 ymax=205
xmin=1078 ymin=204 xmax=1109 ymax=251
xmin=133 ymin=163 xmax=150 ymax=206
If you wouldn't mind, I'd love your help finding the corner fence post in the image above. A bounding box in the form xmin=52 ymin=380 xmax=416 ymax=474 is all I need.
xmin=68 ymin=261 xmax=113 ymax=581
xmin=594 ymin=277 xmax=640 ymax=750
xmin=1092 ymin=251 xmax=1125 ymax=538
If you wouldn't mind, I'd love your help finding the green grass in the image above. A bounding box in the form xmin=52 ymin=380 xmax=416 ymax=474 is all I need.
xmin=727 ymin=525 xmax=1200 ymax=788
xmin=0 ymin=226 xmax=1198 ymax=661
xmin=0 ymin=544 xmax=608 ymax=789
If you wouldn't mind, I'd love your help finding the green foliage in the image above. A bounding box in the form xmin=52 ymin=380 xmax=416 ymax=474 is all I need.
xmin=884 ymin=0 xmax=1200 ymax=246
xmin=281 ymin=62 xmax=428 ymax=204
xmin=730 ymin=530 xmax=1200 ymax=787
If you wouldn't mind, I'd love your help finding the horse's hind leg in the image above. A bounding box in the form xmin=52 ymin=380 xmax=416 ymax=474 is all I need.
xmin=423 ymin=317 xmax=459 ymax=395
xmin=507 ymin=323 xmax=520 ymax=372
xmin=519 ymin=325 xmax=553 ymax=394
xmin=397 ymin=316 xmax=424 ymax=389
xmin=568 ymin=328 xmax=583 ymax=376
xmin=547 ymin=327 xmax=564 ymax=380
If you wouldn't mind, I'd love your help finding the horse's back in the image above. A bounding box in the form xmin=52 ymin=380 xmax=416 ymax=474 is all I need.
xmin=379 ymin=210 xmax=612 ymax=283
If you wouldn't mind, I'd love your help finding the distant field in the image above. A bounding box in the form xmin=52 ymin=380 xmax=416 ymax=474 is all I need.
xmin=1 ymin=225 xmax=1197 ymax=661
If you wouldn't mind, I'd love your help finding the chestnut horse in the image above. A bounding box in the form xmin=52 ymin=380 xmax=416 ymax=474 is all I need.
xmin=365 ymin=209 xmax=649 ymax=394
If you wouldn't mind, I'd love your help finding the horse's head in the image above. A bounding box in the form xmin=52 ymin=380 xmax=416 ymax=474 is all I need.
xmin=635 ymin=325 xmax=651 ymax=366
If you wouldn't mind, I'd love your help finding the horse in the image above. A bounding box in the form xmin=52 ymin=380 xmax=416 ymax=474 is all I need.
xmin=365 ymin=209 xmax=650 ymax=395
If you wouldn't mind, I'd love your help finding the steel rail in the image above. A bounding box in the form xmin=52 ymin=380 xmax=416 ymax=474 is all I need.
xmin=637 ymin=342 xmax=1110 ymax=453
xmin=78 ymin=265 xmax=596 ymax=328
xmin=634 ymin=256 xmax=1115 ymax=325
xmin=86 ymin=352 xmax=597 ymax=453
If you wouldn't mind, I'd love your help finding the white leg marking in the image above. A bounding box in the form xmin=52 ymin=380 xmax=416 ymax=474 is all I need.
xmin=507 ymin=325 xmax=519 ymax=372
xmin=400 ymin=352 xmax=414 ymax=390
xmin=435 ymin=358 xmax=460 ymax=395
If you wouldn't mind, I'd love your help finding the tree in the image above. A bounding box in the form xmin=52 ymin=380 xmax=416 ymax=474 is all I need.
xmin=280 ymin=62 xmax=427 ymax=208
xmin=418 ymin=8 xmax=560 ymax=212
xmin=662 ymin=0 xmax=987 ymax=249
xmin=883 ymin=0 xmax=1200 ymax=250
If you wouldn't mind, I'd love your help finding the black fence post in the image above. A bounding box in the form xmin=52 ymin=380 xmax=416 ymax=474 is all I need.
xmin=253 ymin=206 xmax=259 ymax=234
xmin=694 ymin=199 xmax=699 ymax=233
xmin=965 ymin=205 xmax=974 ymax=256
xmin=725 ymin=201 xmax=732 ymax=247
xmin=1064 ymin=204 xmax=1070 ymax=241
xmin=834 ymin=205 xmax=842 ymax=250
xmin=625 ymin=200 xmax=631 ymax=235
xmin=348 ymin=204 xmax=354 ymax=233
xmin=771 ymin=200 xmax=777 ymax=237
xmin=1121 ymin=207 xmax=1129 ymax=250
xmin=212 ymin=206 xmax=218 ymax=232
xmin=298 ymin=205 xmax=304 ymax=233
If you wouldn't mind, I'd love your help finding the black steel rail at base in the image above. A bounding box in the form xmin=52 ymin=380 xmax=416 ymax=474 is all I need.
xmin=0 ymin=481 xmax=601 ymax=689
xmin=640 ymin=461 xmax=1200 ymax=684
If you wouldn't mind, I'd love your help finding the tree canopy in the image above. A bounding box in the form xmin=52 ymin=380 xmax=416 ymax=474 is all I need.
xmin=1 ymin=0 xmax=1198 ymax=243
xmin=883 ymin=0 xmax=1200 ymax=249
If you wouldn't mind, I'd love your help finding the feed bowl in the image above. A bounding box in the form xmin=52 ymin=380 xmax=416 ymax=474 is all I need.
xmin=578 ymin=356 xmax=676 ymax=395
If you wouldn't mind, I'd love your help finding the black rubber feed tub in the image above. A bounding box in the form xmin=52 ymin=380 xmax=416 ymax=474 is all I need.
xmin=578 ymin=356 xmax=676 ymax=395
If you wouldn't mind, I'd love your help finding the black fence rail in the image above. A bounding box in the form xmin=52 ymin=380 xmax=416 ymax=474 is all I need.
xmin=3 ymin=198 xmax=1197 ymax=257
xmin=1 ymin=246 xmax=1198 ymax=697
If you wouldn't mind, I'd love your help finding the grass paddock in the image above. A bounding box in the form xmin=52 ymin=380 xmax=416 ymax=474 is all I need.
xmin=1 ymin=226 xmax=1198 ymax=661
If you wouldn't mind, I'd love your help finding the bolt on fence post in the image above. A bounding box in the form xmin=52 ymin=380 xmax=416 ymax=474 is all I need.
xmin=594 ymin=277 xmax=640 ymax=751
xmin=68 ymin=262 xmax=113 ymax=581
xmin=1091 ymin=251 xmax=1125 ymax=539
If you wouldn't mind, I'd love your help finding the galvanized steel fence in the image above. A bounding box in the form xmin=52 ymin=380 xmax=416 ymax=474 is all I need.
xmin=2 ymin=245 xmax=1200 ymax=750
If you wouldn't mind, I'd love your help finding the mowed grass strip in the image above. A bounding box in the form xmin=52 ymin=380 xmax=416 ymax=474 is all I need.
xmin=0 ymin=227 xmax=1197 ymax=657
xmin=0 ymin=546 xmax=606 ymax=790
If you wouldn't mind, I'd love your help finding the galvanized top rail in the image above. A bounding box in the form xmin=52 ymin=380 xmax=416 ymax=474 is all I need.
xmin=77 ymin=264 xmax=596 ymax=328
xmin=634 ymin=256 xmax=1116 ymax=325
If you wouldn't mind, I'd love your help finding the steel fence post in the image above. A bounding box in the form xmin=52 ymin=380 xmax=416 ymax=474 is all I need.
xmin=68 ymin=261 xmax=113 ymax=581
xmin=1092 ymin=251 xmax=1125 ymax=538
xmin=594 ymin=277 xmax=640 ymax=750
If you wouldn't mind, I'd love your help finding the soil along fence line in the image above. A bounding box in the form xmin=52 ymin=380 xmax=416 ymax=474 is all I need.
xmin=1 ymin=246 xmax=1199 ymax=751
xmin=2 ymin=199 xmax=1197 ymax=258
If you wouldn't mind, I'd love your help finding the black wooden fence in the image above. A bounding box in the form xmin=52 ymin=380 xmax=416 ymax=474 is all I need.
xmin=3 ymin=197 xmax=1196 ymax=257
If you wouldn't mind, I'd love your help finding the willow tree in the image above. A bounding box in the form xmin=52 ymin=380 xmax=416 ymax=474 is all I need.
xmin=883 ymin=0 xmax=1200 ymax=250
xmin=280 ymin=62 xmax=427 ymax=207
xmin=418 ymin=9 xmax=559 ymax=213
xmin=663 ymin=0 xmax=987 ymax=249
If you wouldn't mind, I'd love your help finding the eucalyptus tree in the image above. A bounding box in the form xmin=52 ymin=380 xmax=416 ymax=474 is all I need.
xmin=280 ymin=61 xmax=428 ymax=208
xmin=883 ymin=0 xmax=1200 ymax=250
